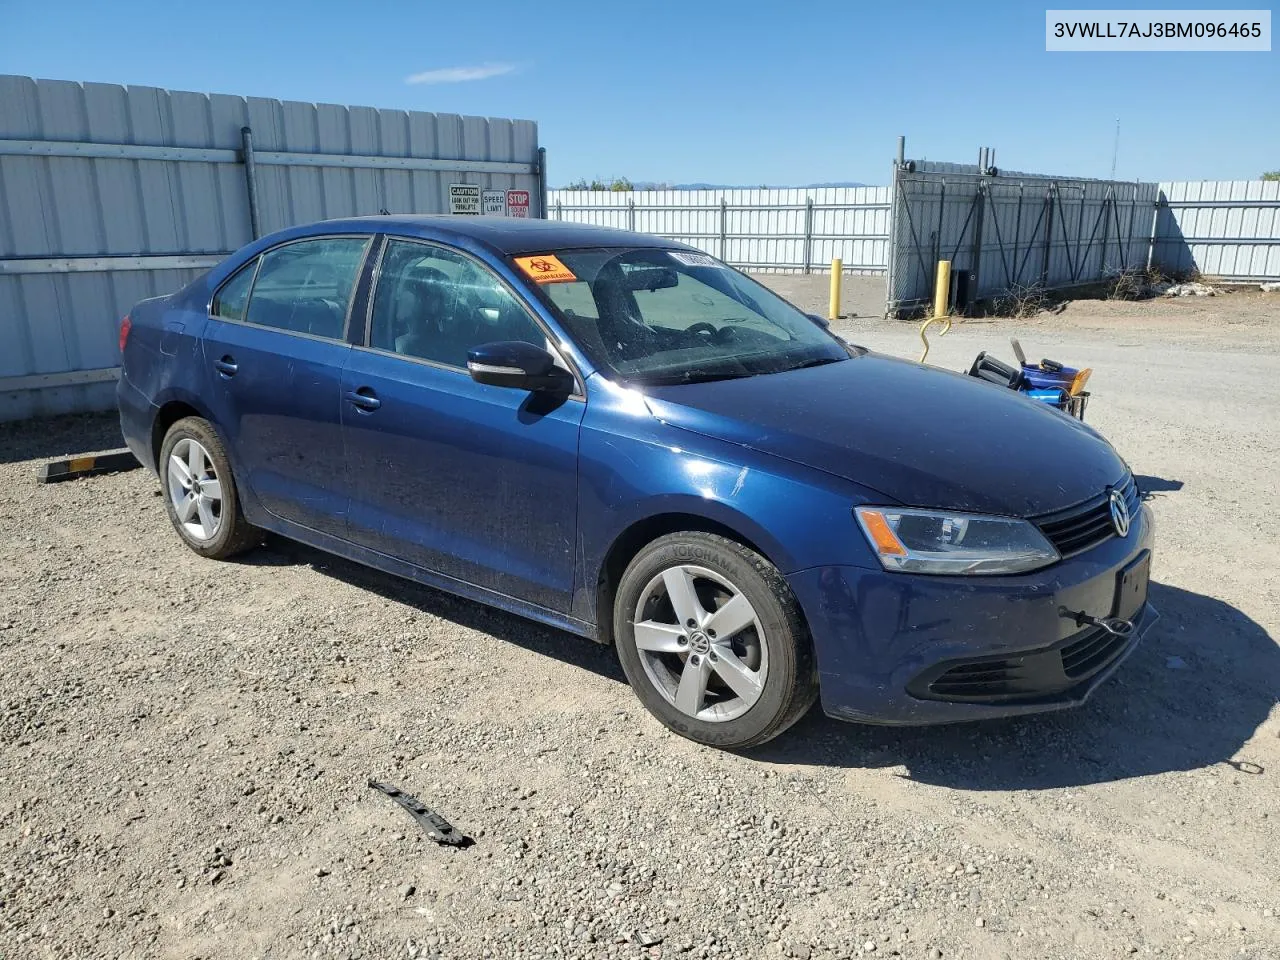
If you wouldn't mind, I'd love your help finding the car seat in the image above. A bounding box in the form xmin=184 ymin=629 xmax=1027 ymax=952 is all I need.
xmin=392 ymin=268 xmax=451 ymax=359
xmin=590 ymin=263 xmax=650 ymax=363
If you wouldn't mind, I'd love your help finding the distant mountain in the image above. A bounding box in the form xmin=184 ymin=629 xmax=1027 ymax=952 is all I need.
xmin=562 ymin=181 xmax=867 ymax=190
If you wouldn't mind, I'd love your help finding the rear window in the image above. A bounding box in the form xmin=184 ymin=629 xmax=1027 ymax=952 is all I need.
xmin=241 ymin=237 xmax=370 ymax=340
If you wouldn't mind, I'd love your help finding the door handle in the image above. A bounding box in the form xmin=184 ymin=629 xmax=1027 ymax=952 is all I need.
xmin=214 ymin=355 xmax=238 ymax=377
xmin=344 ymin=388 xmax=382 ymax=412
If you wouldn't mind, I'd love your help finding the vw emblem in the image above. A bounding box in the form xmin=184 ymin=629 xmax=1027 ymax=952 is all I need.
xmin=1109 ymin=489 xmax=1131 ymax=537
xmin=688 ymin=631 xmax=711 ymax=655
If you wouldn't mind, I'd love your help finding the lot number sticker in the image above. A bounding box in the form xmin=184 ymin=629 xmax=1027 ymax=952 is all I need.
xmin=669 ymin=251 xmax=722 ymax=268
xmin=449 ymin=183 xmax=481 ymax=215
xmin=507 ymin=189 xmax=531 ymax=218
xmin=514 ymin=254 xmax=577 ymax=283
xmin=482 ymin=189 xmax=507 ymax=216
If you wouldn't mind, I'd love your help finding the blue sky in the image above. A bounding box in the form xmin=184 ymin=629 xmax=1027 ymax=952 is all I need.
xmin=2 ymin=0 xmax=1276 ymax=185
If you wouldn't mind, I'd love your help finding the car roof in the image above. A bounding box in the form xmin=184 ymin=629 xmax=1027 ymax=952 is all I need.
xmin=284 ymin=215 xmax=690 ymax=256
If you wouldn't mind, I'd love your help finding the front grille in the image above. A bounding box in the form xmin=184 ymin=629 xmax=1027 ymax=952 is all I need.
xmin=909 ymin=624 xmax=1133 ymax=704
xmin=927 ymin=659 xmax=1031 ymax=699
xmin=1034 ymin=474 xmax=1140 ymax=557
xmin=1060 ymin=627 xmax=1129 ymax=678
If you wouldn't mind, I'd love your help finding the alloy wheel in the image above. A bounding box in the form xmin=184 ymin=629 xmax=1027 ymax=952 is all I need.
xmin=166 ymin=437 xmax=223 ymax=542
xmin=631 ymin=564 xmax=768 ymax=722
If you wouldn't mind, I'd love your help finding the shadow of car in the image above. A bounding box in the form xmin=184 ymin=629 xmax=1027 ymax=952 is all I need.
xmin=748 ymin=582 xmax=1275 ymax=789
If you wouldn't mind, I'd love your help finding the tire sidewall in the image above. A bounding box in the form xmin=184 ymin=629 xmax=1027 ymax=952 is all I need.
xmin=613 ymin=534 xmax=801 ymax=748
xmin=158 ymin=418 xmax=243 ymax=559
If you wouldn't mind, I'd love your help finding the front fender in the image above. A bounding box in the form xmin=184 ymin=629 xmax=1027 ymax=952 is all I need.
xmin=572 ymin=380 xmax=889 ymax=624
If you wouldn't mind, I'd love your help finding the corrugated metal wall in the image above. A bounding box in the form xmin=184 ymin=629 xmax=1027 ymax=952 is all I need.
xmin=0 ymin=74 xmax=540 ymax=421
xmin=887 ymin=162 xmax=1160 ymax=314
xmin=546 ymin=187 xmax=891 ymax=275
xmin=1153 ymin=180 xmax=1280 ymax=281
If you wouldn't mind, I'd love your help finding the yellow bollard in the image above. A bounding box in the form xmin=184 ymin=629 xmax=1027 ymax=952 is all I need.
xmin=933 ymin=259 xmax=952 ymax=320
xmin=828 ymin=258 xmax=842 ymax=321
xmin=919 ymin=260 xmax=954 ymax=364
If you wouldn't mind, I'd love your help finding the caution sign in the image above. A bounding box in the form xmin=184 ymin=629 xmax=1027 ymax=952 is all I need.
xmin=448 ymin=183 xmax=481 ymax=215
xmin=506 ymin=189 xmax=531 ymax=218
xmin=514 ymin=254 xmax=577 ymax=283
xmin=482 ymin=189 xmax=507 ymax=216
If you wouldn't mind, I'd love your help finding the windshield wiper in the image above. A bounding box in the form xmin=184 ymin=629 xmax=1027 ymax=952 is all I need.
xmin=784 ymin=356 xmax=845 ymax=373
xmin=632 ymin=368 xmax=756 ymax=386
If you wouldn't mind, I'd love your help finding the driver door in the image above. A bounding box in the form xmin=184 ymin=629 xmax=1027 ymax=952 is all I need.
xmin=341 ymin=238 xmax=585 ymax=613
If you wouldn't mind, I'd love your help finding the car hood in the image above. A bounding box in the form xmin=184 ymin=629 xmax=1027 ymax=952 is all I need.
xmin=641 ymin=351 xmax=1126 ymax=517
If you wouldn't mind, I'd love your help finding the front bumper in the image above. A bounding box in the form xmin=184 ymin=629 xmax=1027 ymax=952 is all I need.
xmin=787 ymin=504 xmax=1157 ymax=725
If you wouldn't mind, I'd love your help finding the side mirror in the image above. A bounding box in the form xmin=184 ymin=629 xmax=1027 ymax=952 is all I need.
xmin=467 ymin=341 xmax=573 ymax=393
xmin=807 ymin=313 xmax=831 ymax=328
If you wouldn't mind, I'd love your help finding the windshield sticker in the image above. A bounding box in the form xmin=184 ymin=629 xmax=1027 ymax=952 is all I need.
xmin=669 ymin=251 xmax=722 ymax=268
xmin=514 ymin=254 xmax=578 ymax=283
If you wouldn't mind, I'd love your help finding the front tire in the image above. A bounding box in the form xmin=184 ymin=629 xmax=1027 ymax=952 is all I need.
xmin=613 ymin=532 xmax=817 ymax=749
xmin=158 ymin=417 xmax=257 ymax=560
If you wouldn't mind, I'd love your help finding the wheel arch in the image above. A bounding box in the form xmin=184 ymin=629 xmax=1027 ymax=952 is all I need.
xmin=149 ymin=390 xmax=227 ymax=471
xmin=593 ymin=508 xmax=793 ymax=647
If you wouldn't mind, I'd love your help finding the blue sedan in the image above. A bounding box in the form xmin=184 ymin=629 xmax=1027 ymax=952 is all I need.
xmin=117 ymin=216 xmax=1156 ymax=748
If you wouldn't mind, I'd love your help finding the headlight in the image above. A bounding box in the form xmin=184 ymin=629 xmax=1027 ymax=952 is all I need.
xmin=854 ymin=506 xmax=1059 ymax=575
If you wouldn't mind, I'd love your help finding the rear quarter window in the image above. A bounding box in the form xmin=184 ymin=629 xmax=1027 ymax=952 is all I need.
xmin=211 ymin=261 xmax=256 ymax=321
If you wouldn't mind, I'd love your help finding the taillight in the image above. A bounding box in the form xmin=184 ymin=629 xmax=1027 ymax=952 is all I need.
xmin=118 ymin=315 xmax=132 ymax=354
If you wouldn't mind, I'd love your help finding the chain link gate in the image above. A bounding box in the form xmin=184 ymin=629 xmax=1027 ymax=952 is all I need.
xmin=887 ymin=160 xmax=1159 ymax=317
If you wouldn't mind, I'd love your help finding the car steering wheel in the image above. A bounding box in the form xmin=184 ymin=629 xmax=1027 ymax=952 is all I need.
xmin=686 ymin=322 xmax=719 ymax=338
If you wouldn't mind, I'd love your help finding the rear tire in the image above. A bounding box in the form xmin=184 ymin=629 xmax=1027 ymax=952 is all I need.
xmin=158 ymin=417 xmax=257 ymax=560
xmin=613 ymin=532 xmax=817 ymax=749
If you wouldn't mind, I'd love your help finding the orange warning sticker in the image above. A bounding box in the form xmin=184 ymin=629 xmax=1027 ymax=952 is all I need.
xmin=514 ymin=254 xmax=577 ymax=283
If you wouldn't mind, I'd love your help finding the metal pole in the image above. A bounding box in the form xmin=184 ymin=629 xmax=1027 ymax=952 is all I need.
xmin=240 ymin=126 xmax=261 ymax=240
xmin=628 ymin=198 xmax=636 ymax=232
xmin=932 ymin=181 xmax=945 ymax=294
xmin=896 ymin=135 xmax=906 ymax=167
xmin=1098 ymin=188 xmax=1111 ymax=279
xmin=555 ymin=200 xmax=563 ymax=221
xmin=1147 ymin=193 xmax=1162 ymax=271
xmin=803 ymin=196 xmax=814 ymax=274
xmin=969 ymin=180 xmax=986 ymax=302
xmin=1012 ymin=183 xmax=1024 ymax=285
xmin=719 ymin=198 xmax=728 ymax=260
xmin=537 ymin=146 xmax=549 ymax=220
xmin=1041 ymin=186 xmax=1055 ymax=285
xmin=886 ymin=154 xmax=900 ymax=317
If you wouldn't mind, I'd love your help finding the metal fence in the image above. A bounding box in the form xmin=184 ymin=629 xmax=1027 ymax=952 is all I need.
xmin=546 ymin=188 xmax=890 ymax=275
xmin=0 ymin=74 xmax=542 ymax=421
xmin=1153 ymin=180 xmax=1280 ymax=282
xmin=886 ymin=160 xmax=1160 ymax=315
xmin=4 ymin=78 xmax=1277 ymax=426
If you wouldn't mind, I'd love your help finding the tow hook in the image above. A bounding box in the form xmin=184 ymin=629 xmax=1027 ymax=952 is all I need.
xmin=1059 ymin=607 xmax=1135 ymax=639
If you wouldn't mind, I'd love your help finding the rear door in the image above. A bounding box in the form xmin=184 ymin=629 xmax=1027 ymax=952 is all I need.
xmin=201 ymin=235 xmax=373 ymax=538
xmin=341 ymin=237 xmax=585 ymax=613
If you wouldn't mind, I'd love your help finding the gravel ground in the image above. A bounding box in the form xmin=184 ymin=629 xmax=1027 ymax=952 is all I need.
xmin=1 ymin=284 xmax=1278 ymax=960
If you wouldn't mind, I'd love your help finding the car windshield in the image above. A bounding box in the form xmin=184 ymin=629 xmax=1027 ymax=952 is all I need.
xmin=518 ymin=247 xmax=850 ymax=385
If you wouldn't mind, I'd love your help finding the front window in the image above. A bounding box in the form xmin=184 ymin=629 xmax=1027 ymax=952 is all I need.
xmin=370 ymin=239 xmax=548 ymax=369
xmin=522 ymin=247 xmax=849 ymax=385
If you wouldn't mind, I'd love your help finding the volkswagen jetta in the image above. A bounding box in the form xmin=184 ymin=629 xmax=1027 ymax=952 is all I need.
xmin=117 ymin=216 xmax=1156 ymax=748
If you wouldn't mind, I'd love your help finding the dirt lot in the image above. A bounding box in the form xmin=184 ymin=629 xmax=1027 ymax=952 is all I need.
xmin=1 ymin=283 xmax=1277 ymax=960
